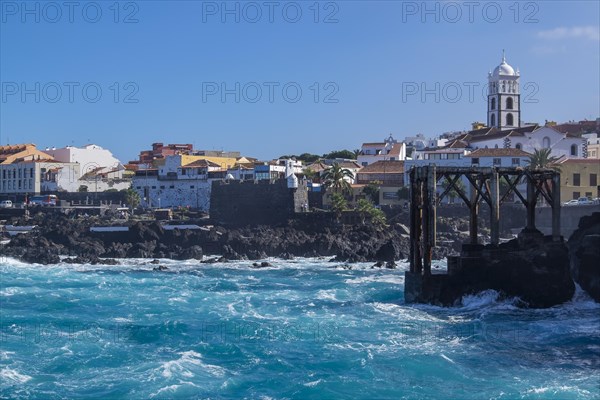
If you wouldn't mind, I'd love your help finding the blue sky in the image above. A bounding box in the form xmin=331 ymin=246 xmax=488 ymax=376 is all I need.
xmin=1 ymin=0 xmax=599 ymax=162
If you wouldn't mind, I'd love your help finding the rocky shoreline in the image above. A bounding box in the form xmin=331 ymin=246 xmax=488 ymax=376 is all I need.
xmin=1 ymin=212 xmax=479 ymax=266
xmin=2 ymin=211 xmax=598 ymax=306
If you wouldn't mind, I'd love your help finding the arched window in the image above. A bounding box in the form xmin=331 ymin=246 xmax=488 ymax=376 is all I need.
xmin=515 ymin=143 xmax=522 ymax=150
xmin=491 ymin=114 xmax=496 ymax=127
xmin=491 ymin=98 xmax=496 ymax=110
xmin=506 ymin=97 xmax=513 ymax=109
xmin=506 ymin=113 xmax=514 ymax=126
xmin=571 ymin=144 xmax=578 ymax=156
xmin=543 ymin=137 xmax=551 ymax=149
xmin=495 ymin=144 xmax=499 ymax=148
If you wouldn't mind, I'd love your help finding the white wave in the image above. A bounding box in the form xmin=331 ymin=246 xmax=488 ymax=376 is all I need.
xmin=159 ymin=350 xmax=226 ymax=380
xmin=0 ymin=287 xmax=21 ymax=296
xmin=304 ymin=379 xmax=323 ymax=387
xmin=0 ymin=367 xmax=32 ymax=385
xmin=344 ymin=274 xmax=404 ymax=285
xmin=316 ymin=289 xmax=341 ymax=302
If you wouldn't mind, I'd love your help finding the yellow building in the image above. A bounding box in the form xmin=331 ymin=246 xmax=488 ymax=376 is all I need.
xmin=558 ymin=159 xmax=600 ymax=200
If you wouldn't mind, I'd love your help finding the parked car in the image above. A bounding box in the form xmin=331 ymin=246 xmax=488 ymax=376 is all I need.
xmin=577 ymin=197 xmax=593 ymax=205
xmin=563 ymin=199 xmax=579 ymax=206
xmin=0 ymin=200 xmax=13 ymax=208
xmin=28 ymin=195 xmax=59 ymax=206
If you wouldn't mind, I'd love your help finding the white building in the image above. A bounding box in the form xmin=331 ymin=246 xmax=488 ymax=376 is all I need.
xmin=357 ymin=134 xmax=406 ymax=166
xmin=0 ymin=160 xmax=79 ymax=195
xmin=487 ymin=52 xmax=521 ymax=130
xmin=43 ymin=144 xmax=129 ymax=192
xmin=466 ymin=126 xmax=586 ymax=160
xmin=132 ymin=155 xmax=225 ymax=210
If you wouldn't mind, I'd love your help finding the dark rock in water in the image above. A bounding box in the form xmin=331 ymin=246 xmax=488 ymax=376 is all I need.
xmin=407 ymin=230 xmax=576 ymax=308
xmin=172 ymin=245 xmax=203 ymax=261
xmin=375 ymin=239 xmax=403 ymax=263
xmin=385 ymin=261 xmax=396 ymax=269
xmin=568 ymin=212 xmax=600 ymax=303
xmin=252 ymin=261 xmax=272 ymax=268
xmin=153 ymin=265 xmax=168 ymax=271
xmin=20 ymin=248 xmax=60 ymax=265
xmin=150 ymin=259 xmax=160 ymax=264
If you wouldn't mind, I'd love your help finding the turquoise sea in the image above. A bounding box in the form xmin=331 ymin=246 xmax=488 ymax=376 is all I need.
xmin=1 ymin=257 xmax=599 ymax=399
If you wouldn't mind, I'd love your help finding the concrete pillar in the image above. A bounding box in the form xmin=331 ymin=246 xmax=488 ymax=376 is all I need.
xmin=469 ymin=175 xmax=479 ymax=245
xmin=490 ymin=170 xmax=500 ymax=245
xmin=552 ymin=173 xmax=561 ymax=241
xmin=409 ymin=169 xmax=416 ymax=273
xmin=526 ymin=176 xmax=536 ymax=230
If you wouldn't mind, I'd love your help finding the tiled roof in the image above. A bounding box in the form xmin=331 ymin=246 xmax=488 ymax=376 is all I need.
xmin=361 ymin=142 xmax=386 ymax=147
xmin=465 ymin=148 xmax=531 ymax=157
xmin=183 ymin=159 xmax=221 ymax=168
xmin=357 ymin=160 xmax=404 ymax=174
xmin=558 ymin=158 xmax=600 ymax=165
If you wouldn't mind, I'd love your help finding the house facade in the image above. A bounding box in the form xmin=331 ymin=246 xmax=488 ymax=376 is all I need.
xmin=357 ymin=135 xmax=406 ymax=166
xmin=558 ymin=159 xmax=600 ymax=200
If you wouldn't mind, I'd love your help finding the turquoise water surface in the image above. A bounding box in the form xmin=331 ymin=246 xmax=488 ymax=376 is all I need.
xmin=1 ymin=257 xmax=599 ymax=399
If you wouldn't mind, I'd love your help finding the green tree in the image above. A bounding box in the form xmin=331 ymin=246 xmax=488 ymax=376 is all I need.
xmin=527 ymin=148 xmax=562 ymax=171
xmin=362 ymin=181 xmax=381 ymax=205
xmin=303 ymin=168 xmax=318 ymax=182
xmin=322 ymin=163 xmax=354 ymax=195
xmin=323 ymin=149 xmax=357 ymax=160
xmin=280 ymin=153 xmax=321 ymax=163
xmin=124 ymin=187 xmax=140 ymax=211
xmin=356 ymin=199 xmax=387 ymax=227
xmin=330 ymin=192 xmax=348 ymax=217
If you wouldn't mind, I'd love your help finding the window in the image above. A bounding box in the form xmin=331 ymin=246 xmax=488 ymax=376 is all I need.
xmin=570 ymin=144 xmax=578 ymax=156
xmin=506 ymin=113 xmax=514 ymax=126
xmin=152 ymin=186 xmax=156 ymax=189
xmin=491 ymin=98 xmax=496 ymax=110
xmin=471 ymin=158 xmax=479 ymax=165
xmin=573 ymin=192 xmax=580 ymax=199
xmin=160 ymin=185 xmax=165 ymax=189
xmin=512 ymin=158 xmax=520 ymax=165
xmin=169 ymin=185 xmax=175 ymax=189
xmin=543 ymin=137 xmax=551 ymax=149
xmin=490 ymin=114 xmax=496 ymax=126
xmin=585 ymin=192 xmax=592 ymax=198
xmin=362 ymin=162 xmax=368 ymax=167
xmin=181 ymin=169 xmax=186 ymax=175
xmin=506 ymin=97 xmax=513 ymax=109
xmin=136 ymin=186 xmax=141 ymax=189
xmin=515 ymin=143 xmax=522 ymax=150
xmin=495 ymin=144 xmax=499 ymax=148
xmin=591 ymin=174 xmax=597 ymax=187
xmin=493 ymin=158 xmax=501 ymax=166
xmin=190 ymin=185 xmax=195 ymax=189
xmin=573 ymin=173 xmax=580 ymax=186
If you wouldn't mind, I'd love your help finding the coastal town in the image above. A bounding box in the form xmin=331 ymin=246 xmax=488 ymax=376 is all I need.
xmin=1 ymin=57 xmax=599 ymax=217
xmin=2 ymin=0 xmax=600 ymax=396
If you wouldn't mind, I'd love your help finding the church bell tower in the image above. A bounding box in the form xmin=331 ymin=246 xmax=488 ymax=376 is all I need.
xmin=488 ymin=51 xmax=521 ymax=130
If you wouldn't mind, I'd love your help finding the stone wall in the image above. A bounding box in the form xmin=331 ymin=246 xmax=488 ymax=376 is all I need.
xmin=210 ymin=179 xmax=308 ymax=226
xmin=537 ymin=204 xmax=600 ymax=238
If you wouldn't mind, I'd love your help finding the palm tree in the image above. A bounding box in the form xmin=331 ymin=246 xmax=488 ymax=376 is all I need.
xmin=527 ymin=148 xmax=562 ymax=171
xmin=124 ymin=187 xmax=140 ymax=212
xmin=322 ymin=163 xmax=354 ymax=194
xmin=353 ymin=149 xmax=361 ymax=159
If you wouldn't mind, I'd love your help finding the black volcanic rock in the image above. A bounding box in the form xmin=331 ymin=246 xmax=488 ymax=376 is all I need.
xmin=568 ymin=212 xmax=600 ymax=302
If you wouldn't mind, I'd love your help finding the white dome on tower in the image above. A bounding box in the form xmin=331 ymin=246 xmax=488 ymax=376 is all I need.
xmin=490 ymin=51 xmax=519 ymax=77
